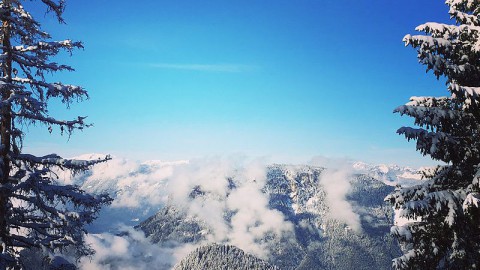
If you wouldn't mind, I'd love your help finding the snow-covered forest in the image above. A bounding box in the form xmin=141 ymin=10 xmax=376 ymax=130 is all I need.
xmin=0 ymin=0 xmax=479 ymax=269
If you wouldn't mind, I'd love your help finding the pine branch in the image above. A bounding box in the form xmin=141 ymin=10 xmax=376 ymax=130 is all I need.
xmin=15 ymin=153 xmax=111 ymax=172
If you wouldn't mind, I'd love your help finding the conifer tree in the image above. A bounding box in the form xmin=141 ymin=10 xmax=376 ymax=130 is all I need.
xmin=0 ymin=0 xmax=111 ymax=269
xmin=386 ymin=0 xmax=480 ymax=269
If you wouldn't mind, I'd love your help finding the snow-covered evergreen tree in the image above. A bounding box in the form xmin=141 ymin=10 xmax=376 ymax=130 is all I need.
xmin=0 ymin=0 xmax=111 ymax=269
xmin=386 ymin=0 xmax=480 ymax=269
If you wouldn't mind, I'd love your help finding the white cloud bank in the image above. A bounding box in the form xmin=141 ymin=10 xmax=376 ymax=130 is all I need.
xmin=63 ymin=154 xmax=369 ymax=268
xmin=64 ymin=155 xmax=292 ymax=268
xmin=80 ymin=226 xmax=197 ymax=270
xmin=310 ymin=156 xmax=362 ymax=232
xmin=164 ymin=156 xmax=293 ymax=258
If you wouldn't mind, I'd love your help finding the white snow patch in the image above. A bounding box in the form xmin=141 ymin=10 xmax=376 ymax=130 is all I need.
xmin=353 ymin=161 xmax=428 ymax=187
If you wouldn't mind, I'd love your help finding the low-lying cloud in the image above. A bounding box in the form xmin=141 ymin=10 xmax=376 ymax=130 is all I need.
xmin=80 ymin=226 xmax=197 ymax=270
xmin=310 ymin=156 xmax=362 ymax=232
xmin=165 ymin=156 xmax=293 ymax=258
xmin=61 ymin=155 xmax=293 ymax=267
xmin=61 ymin=154 xmax=364 ymax=268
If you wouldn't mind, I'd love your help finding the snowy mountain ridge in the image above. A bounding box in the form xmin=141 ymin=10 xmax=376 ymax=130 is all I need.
xmin=136 ymin=163 xmax=400 ymax=269
xmin=70 ymin=154 xmax=428 ymax=191
xmin=57 ymin=155 xmax=430 ymax=233
xmin=44 ymin=154 xmax=421 ymax=269
xmin=352 ymin=161 xmax=429 ymax=186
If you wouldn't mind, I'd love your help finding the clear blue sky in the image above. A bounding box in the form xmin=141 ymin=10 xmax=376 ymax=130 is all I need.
xmin=23 ymin=0 xmax=449 ymax=166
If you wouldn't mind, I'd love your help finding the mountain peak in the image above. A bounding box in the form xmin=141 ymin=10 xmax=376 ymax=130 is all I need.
xmin=352 ymin=161 xmax=427 ymax=186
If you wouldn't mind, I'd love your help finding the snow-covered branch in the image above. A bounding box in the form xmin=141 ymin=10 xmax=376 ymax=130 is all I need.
xmin=0 ymin=1 xmax=111 ymax=267
xmin=16 ymin=153 xmax=111 ymax=172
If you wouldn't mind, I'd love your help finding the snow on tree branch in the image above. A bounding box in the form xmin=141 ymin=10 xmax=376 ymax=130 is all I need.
xmin=389 ymin=2 xmax=480 ymax=268
xmin=0 ymin=1 xmax=111 ymax=268
xmin=15 ymin=153 xmax=111 ymax=172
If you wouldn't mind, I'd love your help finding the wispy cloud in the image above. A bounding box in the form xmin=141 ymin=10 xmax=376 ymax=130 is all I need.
xmin=70 ymin=155 xmax=292 ymax=264
xmin=309 ymin=156 xmax=362 ymax=233
xmin=149 ymin=63 xmax=256 ymax=72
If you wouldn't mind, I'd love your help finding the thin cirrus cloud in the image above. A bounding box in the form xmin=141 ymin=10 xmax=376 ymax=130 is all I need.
xmin=149 ymin=63 xmax=256 ymax=72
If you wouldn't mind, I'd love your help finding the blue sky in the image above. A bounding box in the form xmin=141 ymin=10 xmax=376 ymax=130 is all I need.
xmin=23 ymin=0 xmax=449 ymax=166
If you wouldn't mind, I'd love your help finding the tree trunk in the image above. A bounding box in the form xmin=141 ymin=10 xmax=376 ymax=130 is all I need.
xmin=0 ymin=0 xmax=12 ymax=254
